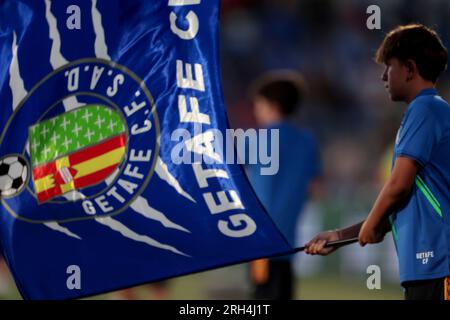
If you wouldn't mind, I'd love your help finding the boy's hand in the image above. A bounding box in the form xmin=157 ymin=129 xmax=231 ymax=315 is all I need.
xmin=304 ymin=230 xmax=339 ymax=255
xmin=358 ymin=220 xmax=385 ymax=246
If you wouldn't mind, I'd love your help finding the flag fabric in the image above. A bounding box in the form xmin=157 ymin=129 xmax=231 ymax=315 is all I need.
xmin=0 ymin=0 xmax=293 ymax=299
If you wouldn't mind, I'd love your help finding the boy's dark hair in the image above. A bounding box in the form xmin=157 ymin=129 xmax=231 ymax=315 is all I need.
xmin=250 ymin=70 xmax=306 ymax=116
xmin=375 ymin=24 xmax=448 ymax=83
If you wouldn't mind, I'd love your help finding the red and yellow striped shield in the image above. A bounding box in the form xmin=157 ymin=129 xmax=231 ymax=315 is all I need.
xmin=29 ymin=105 xmax=126 ymax=203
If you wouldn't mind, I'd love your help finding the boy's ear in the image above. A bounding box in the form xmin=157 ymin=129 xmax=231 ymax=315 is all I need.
xmin=405 ymin=59 xmax=418 ymax=81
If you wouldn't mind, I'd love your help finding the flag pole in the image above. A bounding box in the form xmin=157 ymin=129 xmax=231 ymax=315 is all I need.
xmin=294 ymin=237 xmax=359 ymax=253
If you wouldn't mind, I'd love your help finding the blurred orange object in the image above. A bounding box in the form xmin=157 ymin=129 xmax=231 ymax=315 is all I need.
xmin=250 ymin=259 xmax=269 ymax=284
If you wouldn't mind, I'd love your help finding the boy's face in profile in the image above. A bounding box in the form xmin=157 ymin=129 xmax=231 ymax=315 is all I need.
xmin=381 ymin=57 xmax=411 ymax=102
xmin=253 ymin=96 xmax=281 ymax=126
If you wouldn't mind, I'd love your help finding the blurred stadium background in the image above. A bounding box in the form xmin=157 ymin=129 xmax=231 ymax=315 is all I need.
xmin=1 ymin=0 xmax=449 ymax=299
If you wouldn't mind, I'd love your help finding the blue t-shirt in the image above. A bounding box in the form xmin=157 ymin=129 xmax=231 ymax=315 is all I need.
xmin=391 ymin=88 xmax=450 ymax=284
xmin=247 ymin=121 xmax=321 ymax=255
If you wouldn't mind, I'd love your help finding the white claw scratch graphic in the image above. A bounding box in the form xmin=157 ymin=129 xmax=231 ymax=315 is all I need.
xmin=91 ymin=0 xmax=110 ymax=60
xmin=106 ymin=169 xmax=190 ymax=233
xmin=130 ymin=197 xmax=191 ymax=233
xmin=9 ymin=32 xmax=27 ymax=110
xmin=95 ymin=216 xmax=190 ymax=257
xmin=155 ymin=157 xmax=196 ymax=203
xmin=44 ymin=0 xmax=67 ymax=68
xmin=45 ymin=0 xmax=83 ymax=112
xmin=44 ymin=222 xmax=82 ymax=240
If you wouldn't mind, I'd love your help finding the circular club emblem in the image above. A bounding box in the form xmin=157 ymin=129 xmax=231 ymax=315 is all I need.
xmin=0 ymin=58 xmax=160 ymax=223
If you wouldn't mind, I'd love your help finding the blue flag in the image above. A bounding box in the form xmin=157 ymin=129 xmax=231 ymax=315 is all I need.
xmin=0 ymin=0 xmax=292 ymax=299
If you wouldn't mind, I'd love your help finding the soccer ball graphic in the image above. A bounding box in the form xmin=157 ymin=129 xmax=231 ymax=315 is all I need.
xmin=0 ymin=155 xmax=28 ymax=197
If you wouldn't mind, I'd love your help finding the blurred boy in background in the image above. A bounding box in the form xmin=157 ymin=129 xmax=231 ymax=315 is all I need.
xmin=247 ymin=71 xmax=322 ymax=299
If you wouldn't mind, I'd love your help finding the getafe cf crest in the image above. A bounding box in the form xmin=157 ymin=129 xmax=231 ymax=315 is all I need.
xmin=0 ymin=58 xmax=159 ymax=223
